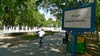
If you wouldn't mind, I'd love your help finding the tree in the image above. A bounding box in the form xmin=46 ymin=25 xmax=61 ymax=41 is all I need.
xmin=36 ymin=0 xmax=97 ymax=20
xmin=0 ymin=0 xmax=46 ymax=27
xmin=95 ymin=0 xmax=100 ymax=42
xmin=47 ymin=18 xmax=54 ymax=27
xmin=36 ymin=0 xmax=71 ymax=20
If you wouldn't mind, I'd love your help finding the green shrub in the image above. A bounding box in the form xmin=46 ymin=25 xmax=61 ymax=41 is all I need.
xmin=21 ymin=34 xmax=39 ymax=40
xmin=21 ymin=31 xmax=57 ymax=40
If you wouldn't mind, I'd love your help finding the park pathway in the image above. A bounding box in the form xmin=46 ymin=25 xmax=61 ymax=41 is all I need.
xmin=0 ymin=32 xmax=67 ymax=56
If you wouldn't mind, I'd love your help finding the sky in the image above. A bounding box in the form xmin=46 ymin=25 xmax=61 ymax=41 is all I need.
xmin=39 ymin=9 xmax=56 ymax=21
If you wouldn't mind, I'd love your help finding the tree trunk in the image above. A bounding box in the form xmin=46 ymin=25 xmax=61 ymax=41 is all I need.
xmin=96 ymin=27 xmax=99 ymax=42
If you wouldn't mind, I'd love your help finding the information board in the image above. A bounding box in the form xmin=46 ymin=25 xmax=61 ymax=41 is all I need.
xmin=62 ymin=3 xmax=95 ymax=31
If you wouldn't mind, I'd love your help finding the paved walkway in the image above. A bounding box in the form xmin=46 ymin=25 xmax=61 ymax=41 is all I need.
xmin=0 ymin=32 xmax=67 ymax=56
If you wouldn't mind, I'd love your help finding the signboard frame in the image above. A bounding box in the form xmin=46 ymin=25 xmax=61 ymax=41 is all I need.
xmin=62 ymin=3 xmax=95 ymax=32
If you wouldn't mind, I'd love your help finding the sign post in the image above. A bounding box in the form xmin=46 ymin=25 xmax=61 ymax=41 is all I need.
xmin=71 ymin=31 xmax=80 ymax=56
xmin=62 ymin=2 xmax=95 ymax=56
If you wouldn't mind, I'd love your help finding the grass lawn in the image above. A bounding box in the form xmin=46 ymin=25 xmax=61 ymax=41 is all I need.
xmin=21 ymin=31 xmax=57 ymax=40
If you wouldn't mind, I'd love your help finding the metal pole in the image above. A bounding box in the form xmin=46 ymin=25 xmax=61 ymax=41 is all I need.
xmin=71 ymin=32 xmax=77 ymax=56
xmin=70 ymin=31 xmax=79 ymax=56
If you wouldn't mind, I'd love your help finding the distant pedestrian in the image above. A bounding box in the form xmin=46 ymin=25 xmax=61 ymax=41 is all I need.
xmin=38 ymin=29 xmax=45 ymax=47
xmin=65 ymin=31 xmax=69 ymax=43
xmin=63 ymin=31 xmax=69 ymax=44
xmin=65 ymin=31 xmax=70 ymax=55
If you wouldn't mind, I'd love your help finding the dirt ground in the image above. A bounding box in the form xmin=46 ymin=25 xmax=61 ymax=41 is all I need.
xmin=0 ymin=35 xmax=29 ymax=48
xmin=0 ymin=35 xmax=100 ymax=56
xmin=76 ymin=37 xmax=100 ymax=56
xmin=85 ymin=38 xmax=100 ymax=56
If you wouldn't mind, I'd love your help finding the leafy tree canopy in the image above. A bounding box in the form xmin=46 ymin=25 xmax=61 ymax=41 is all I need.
xmin=36 ymin=0 xmax=95 ymax=20
xmin=0 ymin=0 xmax=46 ymax=27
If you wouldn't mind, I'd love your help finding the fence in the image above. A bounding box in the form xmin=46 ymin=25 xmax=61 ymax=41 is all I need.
xmin=3 ymin=25 xmax=62 ymax=33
